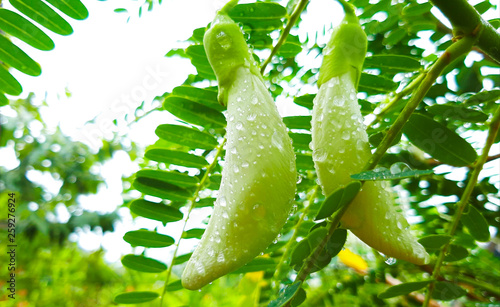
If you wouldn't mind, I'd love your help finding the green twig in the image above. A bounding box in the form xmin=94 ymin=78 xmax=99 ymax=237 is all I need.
xmin=271 ymin=185 xmax=319 ymax=294
xmin=430 ymin=0 xmax=500 ymax=64
xmin=364 ymin=35 xmax=476 ymax=171
xmin=367 ymin=73 xmax=425 ymax=129
xmin=260 ymin=0 xmax=310 ymax=74
xmin=423 ymin=105 xmax=500 ymax=306
xmin=159 ymin=137 xmax=226 ymax=306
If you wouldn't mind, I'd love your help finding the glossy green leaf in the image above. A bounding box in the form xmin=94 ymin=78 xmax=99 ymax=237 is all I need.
xmin=182 ymin=228 xmax=205 ymax=239
xmin=231 ymin=257 xmax=276 ymax=274
xmin=10 ymin=0 xmax=73 ymax=35
xmin=358 ymin=73 xmax=398 ymax=94
xmin=171 ymin=85 xmax=223 ymax=111
xmin=296 ymin=153 xmax=314 ymax=170
xmin=0 ymin=9 xmax=55 ymax=50
xmin=351 ymin=169 xmax=433 ymax=181
xmin=207 ymin=174 xmax=222 ymax=190
xmin=326 ymin=228 xmax=347 ymax=257
xmin=293 ymin=94 xmax=314 ymax=109
xmin=136 ymin=169 xmax=199 ymax=188
xmin=278 ymin=42 xmax=302 ymax=58
xmin=155 ymin=124 xmax=218 ymax=150
xmin=123 ymin=230 xmax=175 ymax=248
xmin=289 ymin=133 xmax=312 ymax=151
xmin=129 ymin=199 xmax=183 ymax=224
xmin=133 ymin=176 xmax=192 ymax=201
xmin=403 ymin=113 xmax=478 ymax=167
xmin=427 ymin=104 xmax=489 ymax=122
xmin=114 ymin=291 xmax=159 ymax=304
xmin=0 ymin=93 xmax=7 ymax=106
xmin=121 ymin=254 xmax=167 ymax=273
xmin=315 ymin=181 xmax=362 ymax=220
xmin=363 ymin=55 xmax=421 ymax=72
xmin=229 ymin=2 xmax=286 ymax=20
xmin=195 ymin=197 xmax=215 ymax=208
xmin=0 ymin=65 xmax=22 ymax=96
xmin=0 ymin=35 xmax=41 ymax=76
xmin=44 ymin=0 xmax=88 ymax=20
xmin=185 ymin=45 xmax=215 ymax=80
xmin=268 ymin=282 xmax=302 ymax=307
xmin=378 ymin=280 xmax=432 ymax=299
xmin=461 ymin=204 xmax=490 ymax=242
xmin=402 ymin=2 xmax=432 ymax=16
xmin=443 ymin=244 xmax=469 ymax=262
xmin=383 ymin=28 xmax=407 ymax=46
xmin=166 ymin=280 xmax=183 ymax=291
xmin=418 ymin=234 xmax=452 ymax=250
xmin=163 ymin=96 xmax=226 ymax=128
xmin=289 ymin=239 xmax=310 ymax=267
xmin=431 ymin=282 xmax=467 ymax=300
xmin=145 ymin=148 xmax=208 ymax=168
xmin=283 ymin=116 xmax=312 ymax=130
xmin=172 ymin=253 xmax=192 ymax=265
xmin=464 ymin=89 xmax=500 ymax=105
xmin=474 ymin=1 xmax=492 ymax=14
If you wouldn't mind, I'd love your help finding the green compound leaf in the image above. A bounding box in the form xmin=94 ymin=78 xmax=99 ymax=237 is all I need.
xmin=283 ymin=116 xmax=312 ymax=130
xmin=185 ymin=45 xmax=216 ymax=80
xmin=0 ymin=9 xmax=55 ymax=50
xmin=155 ymin=124 xmax=218 ymax=150
xmin=129 ymin=199 xmax=183 ymax=224
xmin=163 ymin=96 xmax=226 ymax=128
xmin=10 ymin=0 xmax=73 ymax=35
xmin=0 ymin=93 xmax=7 ymax=106
xmin=171 ymin=85 xmax=223 ymax=111
xmin=0 ymin=35 xmax=41 ymax=76
xmin=114 ymin=291 xmax=159 ymax=304
xmin=465 ymin=89 xmax=500 ymax=105
xmin=123 ymin=230 xmax=175 ymax=248
xmin=358 ymin=73 xmax=398 ymax=94
xmin=363 ymin=55 xmax=421 ymax=72
xmin=427 ymin=104 xmax=489 ymax=122
xmin=268 ymin=281 xmax=302 ymax=307
xmin=383 ymin=28 xmax=407 ymax=46
xmin=145 ymin=148 xmax=209 ymax=168
xmin=182 ymin=228 xmax=205 ymax=239
xmin=166 ymin=280 xmax=184 ymax=291
xmin=289 ymin=132 xmax=312 ymax=151
xmin=44 ymin=0 xmax=89 ymax=20
xmin=461 ymin=204 xmax=490 ymax=242
xmin=121 ymin=254 xmax=167 ymax=273
xmin=315 ymin=181 xmax=362 ymax=220
xmin=378 ymin=280 xmax=432 ymax=299
xmin=431 ymin=282 xmax=467 ymax=301
xmin=172 ymin=253 xmax=192 ymax=265
xmin=231 ymin=257 xmax=276 ymax=274
xmin=133 ymin=176 xmax=193 ymax=201
xmin=296 ymin=153 xmax=314 ymax=171
xmin=293 ymin=94 xmax=314 ymax=110
xmin=0 ymin=65 xmax=22 ymax=95
xmin=443 ymin=244 xmax=469 ymax=262
xmin=403 ymin=113 xmax=478 ymax=167
xmin=136 ymin=169 xmax=199 ymax=188
xmin=418 ymin=234 xmax=452 ymax=250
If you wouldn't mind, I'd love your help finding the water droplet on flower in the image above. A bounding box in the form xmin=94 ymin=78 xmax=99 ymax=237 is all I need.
xmin=217 ymin=253 xmax=225 ymax=262
xmin=236 ymin=121 xmax=243 ymax=130
xmin=216 ymin=31 xmax=232 ymax=50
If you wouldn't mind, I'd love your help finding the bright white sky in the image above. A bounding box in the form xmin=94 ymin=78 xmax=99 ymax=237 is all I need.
xmin=1 ymin=0 xmax=499 ymax=265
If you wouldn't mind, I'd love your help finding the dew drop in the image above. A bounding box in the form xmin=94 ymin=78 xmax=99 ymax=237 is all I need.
xmin=341 ymin=130 xmax=351 ymax=141
xmin=219 ymin=197 xmax=227 ymax=207
xmin=242 ymin=161 xmax=249 ymax=168
xmin=222 ymin=211 xmax=229 ymax=219
xmin=217 ymin=253 xmax=225 ymax=262
xmin=236 ymin=121 xmax=243 ymax=130
xmin=251 ymin=97 xmax=258 ymax=105
xmin=216 ymin=31 xmax=232 ymax=50
xmin=385 ymin=257 xmax=397 ymax=265
xmin=247 ymin=113 xmax=257 ymax=121
xmin=313 ymin=148 xmax=328 ymax=163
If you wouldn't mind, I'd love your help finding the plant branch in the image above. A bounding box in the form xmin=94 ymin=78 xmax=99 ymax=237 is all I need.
xmin=159 ymin=137 xmax=226 ymax=306
xmin=365 ymin=35 xmax=476 ymax=171
xmin=260 ymin=0 xmax=309 ymax=74
xmin=271 ymin=185 xmax=319 ymax=294
xmin=367 ymin=72 xmax=425 ymax=129
xmin=423 ymin=105 xmax=500 ymax=306
xmin=430 ymin=0 xmax=500 ymax=64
